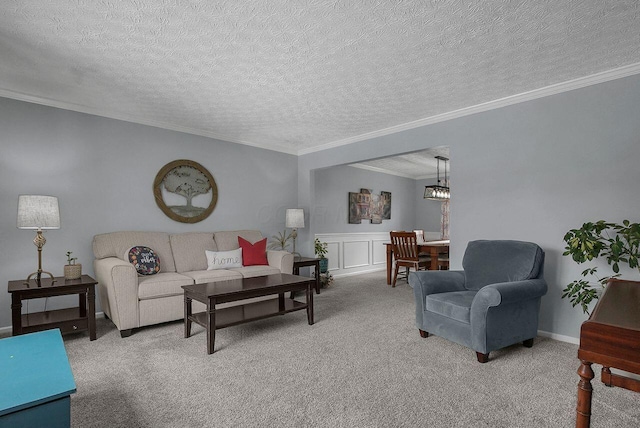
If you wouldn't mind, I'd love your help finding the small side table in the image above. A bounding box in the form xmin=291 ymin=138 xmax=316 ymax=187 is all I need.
xmin=293 ymin=257 xmax=321 ymax=294
xmin=8 ymin=275 xmax=97 ymax=341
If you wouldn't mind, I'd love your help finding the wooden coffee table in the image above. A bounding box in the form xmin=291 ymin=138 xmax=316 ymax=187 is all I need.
xmin=182 ymin=273 xmax=314 ymax=354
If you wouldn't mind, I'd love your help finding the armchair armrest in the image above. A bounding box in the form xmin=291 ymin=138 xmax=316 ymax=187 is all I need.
xmin=267 ymin=250 xmax=294 ymax=274
xmin=409 ymin=270 xmax=466 ymax=329
xmin=470 ymin=278 xmax=548 ymax=354
xmin=409 ymin=270 xmax=466 ymax=296
xmin=93 ymin=257 xmax=139 ymax=331
xmin=472 ymin=279 xmax=548 ymax=310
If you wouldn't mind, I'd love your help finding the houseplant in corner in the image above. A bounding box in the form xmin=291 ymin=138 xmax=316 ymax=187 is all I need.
xmin=64 ymin=251 xmax=82 ymax=280
xmin=562 ymin=220 xmax=640 ymax=314
xmin=315 ymin=238 xmax=329 ymax=273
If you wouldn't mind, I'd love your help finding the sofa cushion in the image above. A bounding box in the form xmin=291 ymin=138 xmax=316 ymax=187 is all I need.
xmin=230 ymin=265 xmax=281 ymax=278
xmin=425 ymin=291 xmax=477 ymax=324
xmin=126 ymin=246 xmax=160 ymax=276
xmin=170 ymin=232 xmax=217 ymax=272
xmin=182 ymin=269 xmax=243 ymax=284
xmin=206 ymin=248 xmax=243 ymax=270
xmin=238 ymin=236 xmax=268 ymax=266
xmin=214 ymin=230 xmax=264 ymax=251
xmin=93 ymin=231 xmax=176 ymax=272
xmin=138 ymin=273 xmax=194 ymax=300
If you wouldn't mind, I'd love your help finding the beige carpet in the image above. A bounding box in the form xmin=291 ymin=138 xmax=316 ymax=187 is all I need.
xmin=50 ymin=272 xmax=640 ymax=426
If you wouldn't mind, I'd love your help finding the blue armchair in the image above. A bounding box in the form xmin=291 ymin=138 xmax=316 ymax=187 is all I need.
xmin=409 ymin=240 xmax=547 ymax=363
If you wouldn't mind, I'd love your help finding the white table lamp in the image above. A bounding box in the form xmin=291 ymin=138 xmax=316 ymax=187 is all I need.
xmin=17 ymin=195 xmax=60 ymax=285
xmin=285 ymin=209 xmax=305 ymax=258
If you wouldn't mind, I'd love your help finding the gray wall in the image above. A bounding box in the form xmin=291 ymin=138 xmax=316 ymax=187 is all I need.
xmin=298 ymin=74 xmax=640 ymax=340
xmin=0 ymin=98 xmax=298 ymax=329
xmin=312 ymin=165 xmax=416 ymax=234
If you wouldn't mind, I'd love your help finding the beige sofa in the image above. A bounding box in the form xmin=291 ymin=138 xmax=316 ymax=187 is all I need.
xmin=93 ymin=230 xmax=294 ymax=337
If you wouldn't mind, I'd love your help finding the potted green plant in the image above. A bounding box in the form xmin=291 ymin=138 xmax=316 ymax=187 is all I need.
xmin=268 ymin=230 xmax=292 ymax=251
xmin=64 ymin=251 xmax=82 ymax=280
xmin=315 ymin=238 xmax=329 ymax=273
xmin=562 ymin=220 xmax=640 ymax=314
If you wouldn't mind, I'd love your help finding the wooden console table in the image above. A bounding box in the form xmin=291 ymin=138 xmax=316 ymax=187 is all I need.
xmin=8 ymin=275 xmax=97 ymax=341
xmin=576 ymin=279 xmax=640 ymax=427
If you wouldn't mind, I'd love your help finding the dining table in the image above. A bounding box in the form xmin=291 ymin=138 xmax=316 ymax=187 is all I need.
xmin=384 ymin=240 xmax=450 ymax=285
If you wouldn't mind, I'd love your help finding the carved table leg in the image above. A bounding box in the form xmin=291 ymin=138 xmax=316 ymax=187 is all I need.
xmin=576 ymin=360 xmax=594 ymax=428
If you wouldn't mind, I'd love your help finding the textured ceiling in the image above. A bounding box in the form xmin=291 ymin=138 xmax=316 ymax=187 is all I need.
xmin=1 ymin=1 xmax=640 ymax=157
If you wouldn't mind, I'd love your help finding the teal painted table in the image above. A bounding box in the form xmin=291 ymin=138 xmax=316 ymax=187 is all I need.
xmin=0 ymin=329 xmax=76 ymax=427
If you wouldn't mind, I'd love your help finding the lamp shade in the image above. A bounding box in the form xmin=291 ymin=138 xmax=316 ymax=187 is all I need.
xmin=285 ymin=209 xmax=305 ymax=229
xmin=17 ymin=195 xmax=60 ymax=230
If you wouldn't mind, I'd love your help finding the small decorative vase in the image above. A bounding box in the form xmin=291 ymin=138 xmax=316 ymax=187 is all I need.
xmin=319 ymin=258 xmax=328 ymax=273
xmin=64 ymin=264 xmax=82 ymax=280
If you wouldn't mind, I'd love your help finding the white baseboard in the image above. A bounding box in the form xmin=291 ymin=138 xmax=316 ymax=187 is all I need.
xmin=332 ymin=267 xmax=386 ymax=278
xmin=537 ymin=329 xmax=579 ymax=345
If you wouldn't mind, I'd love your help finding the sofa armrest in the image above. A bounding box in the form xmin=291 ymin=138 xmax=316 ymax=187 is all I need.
xmin=267 ymin=250 xmax=294 ymax=274
xmin=93 ymin=257 xmax=139 ymax=332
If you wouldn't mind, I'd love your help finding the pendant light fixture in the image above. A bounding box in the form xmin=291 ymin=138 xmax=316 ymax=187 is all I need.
xmin=423 ymin=156 xmax=450 ymax=201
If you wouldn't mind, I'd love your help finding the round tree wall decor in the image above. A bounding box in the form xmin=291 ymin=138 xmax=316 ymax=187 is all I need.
xmin=153 ymin=159 xmax=218 ymax=223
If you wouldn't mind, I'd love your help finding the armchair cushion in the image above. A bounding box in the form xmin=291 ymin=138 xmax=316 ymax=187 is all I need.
xmin=462 ymin=240 xmax=544 ymax=290
xmin=426 ymin=291 xmax=476 ymax=324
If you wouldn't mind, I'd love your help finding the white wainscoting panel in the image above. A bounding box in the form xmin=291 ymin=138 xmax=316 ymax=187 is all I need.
xmin=325 ymin=241 xmax=340 ymax=271
xmin=315 ymin=232 xmax=388 ymax=277
xmin=372 ymin=239 xmax=387 ymax=265
xmin=343 ymin=240 xmax=370 ymax=269
xmin=315 ymin=231 xmax=440 ymax=277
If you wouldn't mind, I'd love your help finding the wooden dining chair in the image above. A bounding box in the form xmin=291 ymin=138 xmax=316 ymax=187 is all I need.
xmin=437 ymin=247 xmax=450 ymax=270
xmin=390 ymin=231 xmax=430 ymax=287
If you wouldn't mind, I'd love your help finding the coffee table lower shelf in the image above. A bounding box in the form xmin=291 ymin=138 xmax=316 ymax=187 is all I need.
xmin=189 ymin=298 xmax=306 ymax=330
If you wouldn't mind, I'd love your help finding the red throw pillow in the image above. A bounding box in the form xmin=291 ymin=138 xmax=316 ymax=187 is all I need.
xmin=238 ymin=236 xmax=268 ymax=266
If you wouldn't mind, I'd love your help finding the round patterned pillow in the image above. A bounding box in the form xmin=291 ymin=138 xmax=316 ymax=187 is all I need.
xmin=126 ymin=246 xmax=161 ymax=276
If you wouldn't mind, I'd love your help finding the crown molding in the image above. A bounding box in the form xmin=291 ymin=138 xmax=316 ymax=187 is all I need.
xmin=298 ymin=62 xmax=640 ymax=155
xmin=2 ymin=61 xmax=639 ymax=157
xmin=0 ymin=88 xmax=298 ymax=155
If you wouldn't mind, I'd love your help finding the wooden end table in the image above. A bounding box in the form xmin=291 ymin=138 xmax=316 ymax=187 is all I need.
xmin=293 ymin=256 xmax=321 ymax=294
xmin=8 ymin=275 xmax=97 ymax=341
xmin=182 ymin=273 xmax=314 ymax=354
